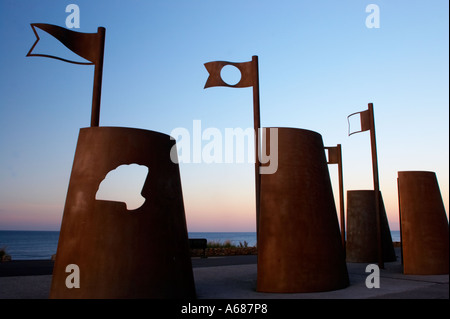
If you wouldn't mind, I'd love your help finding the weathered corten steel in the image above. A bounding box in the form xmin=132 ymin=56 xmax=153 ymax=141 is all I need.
xmin=257 ymin=128 xmax=349 ymax=293
xmin=346 ymin=190 xmax=396 ymax=263
xmin=325 ymin=144 xmax=345 ymax=249
xmin=50 ymin=127 xmax=195 ymax=298
xmin=398 ymin=171 xmax=449 ymax=275
xmin=347 ymin=103 xmax=384 ymax=268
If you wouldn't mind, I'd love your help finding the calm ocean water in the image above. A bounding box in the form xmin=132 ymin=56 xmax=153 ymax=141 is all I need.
xmin=0 ymin=231 xmax=60 ymax=260
xmin=0 ymin=230 xmax=401 ymax=260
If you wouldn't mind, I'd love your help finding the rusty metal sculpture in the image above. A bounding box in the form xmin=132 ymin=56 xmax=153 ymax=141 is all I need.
xmin=325 ymin=144 xmax=345 ymax=248
xmin=27 ymin=23 xmax=105 ymax=127
xmin=398 ymin=171 xmax=449 ymax=275
xmin=346 ymin=190 xmax=396 ymax=262
xmin=27 ymin=24 xmax=195 ymax=298
xmin=204 ymin=56 xmax=261 ymax=238
xmin=204 ymin=57 xmax=349 ymax=292
xmin=257 ymin=128 xmax=349 ymax=293
xmin=347 ymin=103 xmax=387 ymax=268
xmin=51 ymin=127 xmax=195 ymax=298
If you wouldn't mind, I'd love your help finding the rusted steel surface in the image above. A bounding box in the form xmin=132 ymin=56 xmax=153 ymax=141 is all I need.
xmin=325 ymin=144 xmax=346 ymax=249
xmin=257 ymin=128 xmax=349 ymax=293
xmin=50 ymin=127 xmax=195 ymax=298
xmin=346 ymin=190 xmax=396 ymax=263
xmin=204 ymin=59 xmax=255 ymax=88
xmin=348 ymin=103 xmax=384 ymax=268
xmin=27 ymin=23 xmax=104 ymax=65
xmin=398 ymin=171 xmax=449 ymax=275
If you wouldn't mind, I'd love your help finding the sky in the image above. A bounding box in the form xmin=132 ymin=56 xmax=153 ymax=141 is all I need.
xmin=0 ymin=0 xmax=448 ymax=232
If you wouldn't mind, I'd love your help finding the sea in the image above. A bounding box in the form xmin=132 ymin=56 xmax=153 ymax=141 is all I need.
xmin=0 ymin=230 xmax=401 ymax=261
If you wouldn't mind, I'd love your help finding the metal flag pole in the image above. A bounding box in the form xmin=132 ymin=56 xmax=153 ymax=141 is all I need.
xmin=26 ymin=23 xmax=106 ymax=128
xmin=90 ymin=27 xmax=106 ymax=127
xmin=203 ymin=55 xmax=261 ymax=243
xmin=325 ymin=144 xmax=346 ymax=250
xmin=336 ymin=144 xmax=345 ymax=250
xmin=368 ymin=103 xmax=384 ymax=269
xmin=397 ymin=177 xmax=404 ymax=269
xmin=251 ymin=56 xmax=261 ymax=242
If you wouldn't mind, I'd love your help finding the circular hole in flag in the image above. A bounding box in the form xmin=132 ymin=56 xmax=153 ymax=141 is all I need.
xmin=220 ymin=65 xmax=241 ymax=86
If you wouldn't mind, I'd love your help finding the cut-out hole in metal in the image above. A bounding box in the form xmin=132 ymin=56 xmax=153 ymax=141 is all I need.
xmin=220 ymin=64 xmax=242 ymax=86
xmin=95 ymin=164 xmax=148 ymax=210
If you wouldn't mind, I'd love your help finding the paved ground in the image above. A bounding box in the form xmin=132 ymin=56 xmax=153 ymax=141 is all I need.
xmin=0 ymin=248 xmax=448 ymax=299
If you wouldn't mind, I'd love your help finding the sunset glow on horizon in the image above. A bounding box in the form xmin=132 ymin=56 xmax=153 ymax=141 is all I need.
xmin=0 ymin=1 xmax=448 ymax=233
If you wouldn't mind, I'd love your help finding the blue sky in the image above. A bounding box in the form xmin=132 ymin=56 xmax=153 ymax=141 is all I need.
xmin=0 ymin=0 xmax=448 ymax=231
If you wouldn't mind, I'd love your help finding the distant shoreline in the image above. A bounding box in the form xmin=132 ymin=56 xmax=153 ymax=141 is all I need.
xmin=2 ymin=242 xmax=403 ymax=261
xmin=1 ymin=230 xmax=402 ymax=261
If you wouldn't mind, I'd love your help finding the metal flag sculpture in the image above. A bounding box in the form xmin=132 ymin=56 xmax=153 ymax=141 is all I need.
xmin=26 ymin=23 xmax=105 ymax=127
xmin=347 ymin=103 xmax=384 ymax=268
xmin=204 ymin=56 xmax=262 ymax=238
xmin=325 ymin=144 xmax=345 ymax=250
xmin=26 ymin=23 xmax=196 ymax=298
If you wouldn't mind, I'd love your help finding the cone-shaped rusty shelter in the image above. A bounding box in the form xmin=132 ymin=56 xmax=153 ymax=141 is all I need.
xmin=346 ymin=190 xmax=396 ymax=263
xmin=257 ymin=128 xmax=349 ymax=293
xmin=50 ymin=127 xmax=195 ymax=298
xmin=398 ymin=171 xmax=449 ymax=275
